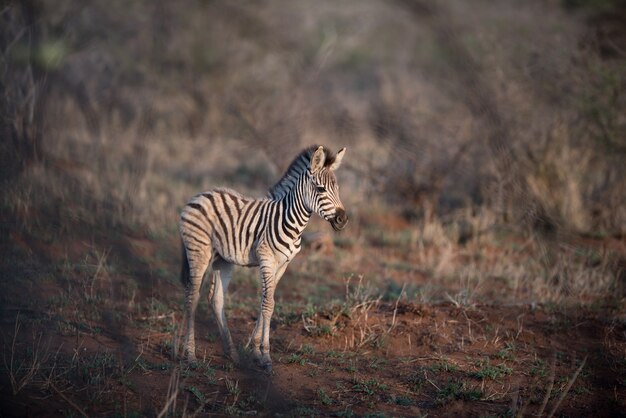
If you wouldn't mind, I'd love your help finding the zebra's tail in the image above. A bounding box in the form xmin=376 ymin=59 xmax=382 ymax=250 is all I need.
xmin=207 ymin=273 xmax=216 ymax=305
xmin=180 ymin=243 xmax=190 ymax=286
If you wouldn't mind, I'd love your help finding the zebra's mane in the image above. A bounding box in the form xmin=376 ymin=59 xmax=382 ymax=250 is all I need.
xmin=268 ymin=145 xmax=337 ymax=200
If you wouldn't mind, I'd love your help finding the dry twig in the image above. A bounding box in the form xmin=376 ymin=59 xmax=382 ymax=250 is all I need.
xmin=537 ymin=352 xmax=557 ymax=417
xmin=546 ymin=356 xmax=587 ymax=418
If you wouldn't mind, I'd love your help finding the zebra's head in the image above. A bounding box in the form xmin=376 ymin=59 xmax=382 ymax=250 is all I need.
xmin=307 ymin=146 xmax=348 ymax=231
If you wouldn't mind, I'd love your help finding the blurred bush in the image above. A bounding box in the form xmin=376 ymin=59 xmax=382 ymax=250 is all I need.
xmin=1 ymin=0 xmax=624 ymax=236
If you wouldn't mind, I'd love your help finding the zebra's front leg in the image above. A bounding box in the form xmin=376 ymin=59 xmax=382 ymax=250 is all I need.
xmin=251 ymin=262 xmax=287 ymax=371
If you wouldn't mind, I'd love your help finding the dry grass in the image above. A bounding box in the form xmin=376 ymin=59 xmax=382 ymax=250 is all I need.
xmin=3 ymin=0 xmax=625 ymax=236
xmin=1 ymin=314 xmax=51 ymax=395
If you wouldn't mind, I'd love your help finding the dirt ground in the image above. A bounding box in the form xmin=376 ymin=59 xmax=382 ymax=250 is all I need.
xmin=1 ymin=227 xmax=625 ymax=418
xmin=1 ymin=300 xmax=625 ymax=417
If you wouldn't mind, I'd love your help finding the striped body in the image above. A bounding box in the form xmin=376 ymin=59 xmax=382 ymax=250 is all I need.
xmin=180 ymin=188 xmax=307 ymax=268
xmin=179 ymin=145 xmax=348 ymax=370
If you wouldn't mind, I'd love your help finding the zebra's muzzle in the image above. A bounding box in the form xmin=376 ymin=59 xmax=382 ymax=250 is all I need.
xmin=330 ymin=208 xmax=348 ymax=231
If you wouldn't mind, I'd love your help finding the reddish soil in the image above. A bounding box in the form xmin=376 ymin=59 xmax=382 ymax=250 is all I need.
xmin=1 ymin=227 xmax=625 ymax=417
xmin=2 ymin=299 xmax=625 ymax=416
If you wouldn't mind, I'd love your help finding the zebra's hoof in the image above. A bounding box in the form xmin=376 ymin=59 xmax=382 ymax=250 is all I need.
xmin=257 ymin=356 xmax=273 ymax=373
xmin=252 ymin=354 xmax=272 ymax=372
xmin=261 ymin=361 xmax=273 ymax=373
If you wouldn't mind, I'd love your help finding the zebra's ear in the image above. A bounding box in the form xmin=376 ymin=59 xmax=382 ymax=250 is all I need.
xmin=310 ymin=145 xmax=326 ymax=173
xmin=329 ymin=147 xmax=346 ymax=171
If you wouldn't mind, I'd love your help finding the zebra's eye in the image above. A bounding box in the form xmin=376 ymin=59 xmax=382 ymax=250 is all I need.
xmin=316 ymin=185 xmax=326 ymax=193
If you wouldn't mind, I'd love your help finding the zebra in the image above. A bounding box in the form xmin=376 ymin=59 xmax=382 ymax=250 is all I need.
xmin=179 ymin=145 xmax=348 ymax=371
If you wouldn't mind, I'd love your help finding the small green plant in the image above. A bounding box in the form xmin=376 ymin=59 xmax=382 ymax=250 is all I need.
xmin=496 ymin=342 xmax=516 ymax=360
xmin=471 ymin=361 xmax=512 ymax=380
xmin=237 ymin=394 xmax=258 ymax=411
xmin=318 ymin=387 xmax=333 ymax=405
xmin=406 ymin=370 xmax=426 ymax=392
xmin=224 ymin=405 xmax=242 ymax=416
xmin=327 ymin=350 xmax=345 ymax=359
xmin=346 ymin=359 xmax=358 ymax=373
xmin=394 ymin=395 xmax=413 ymax=406
xmin=286 ymin=353 xmax=306 ymax=365
xmin=300 ymin=344 xmax=315 ymax=355
xmin=429 ymin=358 xmax=458 ymax=373
xmin=352 ymin=378 xmax=387 ymax=397
xmin=530 ymin=359 xmax=548 ymax=378
xmin=310 ymin=324 xmax=334 ymax=337
xmin=197 ymin=362 xmax=217 ymax=384
xmin=437 ymin=380 xmax=483 ymax=403
xmin=187 ymin=385 xmax=206 ymax=403
xmin=226 ymin=377 xmax=240 ymax=397
xmin=368 ymin=357 xmax=387 ymax=370
xmin=80 ymin=351 xmax=118 ymax=385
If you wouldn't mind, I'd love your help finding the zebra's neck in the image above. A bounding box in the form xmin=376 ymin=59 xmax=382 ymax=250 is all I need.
xmin=279 ymin=174 xmax=312 ymax=241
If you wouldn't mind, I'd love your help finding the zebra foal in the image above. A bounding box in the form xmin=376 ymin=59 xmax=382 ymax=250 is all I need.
xmin=179 ymin=145 xmax=348 ymax=370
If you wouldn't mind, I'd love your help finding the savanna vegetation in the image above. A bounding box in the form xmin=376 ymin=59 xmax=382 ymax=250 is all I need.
xmin=1 ymin=0 xmax=625 ymax=416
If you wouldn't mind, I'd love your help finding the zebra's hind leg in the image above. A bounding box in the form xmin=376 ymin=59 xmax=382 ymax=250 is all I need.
xmin=210 ymin=258 xmax=239 ymax=365
xmin=183 ymin=246 xmax=212 ymax=363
